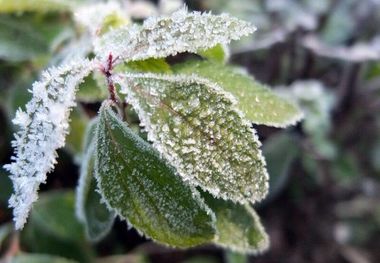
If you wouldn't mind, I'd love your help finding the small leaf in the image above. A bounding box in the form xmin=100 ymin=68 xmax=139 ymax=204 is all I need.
xmin=173 ymin=60 xmax=303 ymax=127
xmin=77 ymin=74 xmax=108 ymax=103
xmin=125 ymin=58 xmax=172 ymax=74
xmin=94 ymin=8 xmax=255 ymax=63
xmin=203 ymin=192 xmax=269 ymax=254
xmin=115 ymin=73 xmax=269 ymax=204
xmin=95 ymin=102 xmax=216 ymax=247
xmin=10 ymin=254 xmax=78 ymax=263
xmin=65 ymin=106 xmax=89 ymax=155
xmin=198 ymin=44 xmax=229 ymax=64
xmin=4 ymin=58 xmax=94 ymax=229
xmin=76 ymin=119 xmax=115 ymax=242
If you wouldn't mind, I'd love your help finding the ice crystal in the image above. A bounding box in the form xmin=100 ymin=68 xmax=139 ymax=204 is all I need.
xmin=4 ymin=59 xmax=94 ymax=229
xmin=114 ymin=73 xmax=269 ymax=204
xmin=94 ymin=7 xmax=256 ymax=63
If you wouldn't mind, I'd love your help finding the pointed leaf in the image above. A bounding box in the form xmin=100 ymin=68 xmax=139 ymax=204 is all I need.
xmin=173 ymin=61 xmax=303 ymax=127
xmin=115 ymin=73 xmax=269 ymax=204
xmin=95 ymin=103 xmax=216 ymax=247
xmin=203 ymin=192 xmax=269 ymax=254
xmin=94 ymin=8 xmax=255 ymax=63
xmin=76 ymin=119 xmax=115 ymax=242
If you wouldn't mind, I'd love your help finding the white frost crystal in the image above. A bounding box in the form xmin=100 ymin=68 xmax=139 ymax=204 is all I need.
xmin=94 ymin=7 xmax=256 ymax=63
xmin=114 ymin=73 xmax=269 ymax=204
xmin=4 ymin=59 xmax=94 ymax=229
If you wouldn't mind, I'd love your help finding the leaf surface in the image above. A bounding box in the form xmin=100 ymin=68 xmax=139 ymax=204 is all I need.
xmin=94 ymin=8 xmax=255 ymax=63
xmin=115 ymin=73 xmax=269 ymax=204
xmin=203 ymin=192 xmax=269 ymax=254
xmin=76 ymin=119 xmax=115 ymax=242
xmin=95 ymin=103 xmax=216 ymax=247
xmin=173 ymin=61 xmax=303 ymax=127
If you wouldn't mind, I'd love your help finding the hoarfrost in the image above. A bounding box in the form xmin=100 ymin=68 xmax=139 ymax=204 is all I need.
xmin=114 ymin=73 xmax=269 ymax=204
xmin=4 ymin=59 xmax=94 ymax=229
xmin=94 ymin=7 xmax=256 ymax=64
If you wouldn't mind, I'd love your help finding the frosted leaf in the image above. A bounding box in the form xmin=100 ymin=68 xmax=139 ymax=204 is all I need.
xmin=95 ymin=102 xmax=216 ymax=247
xmin=114 ymin=73 xmax=269 ymax=204
xmin=76 ymin=119 xmax=115 ymax=242
xmin=173 ymin=60 xmax=303 ymax=127
xmin=94 ymin=7 xmax=256 ymax=63
xmin=203 ymin=192 xmax=269 ymax=254
xmin=74 ymin=1 xmax=130 ymax=36
xmin=3 ymin=58 xmax=95 ymax=229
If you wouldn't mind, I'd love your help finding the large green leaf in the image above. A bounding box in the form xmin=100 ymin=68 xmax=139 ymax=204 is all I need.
xmin=11 ymin=254 xmax=77 ymax=263
xmin=95 ymin=102 xmax=216 ymax=247
xmin=203 ymin=192 xmax=269 ymax=254
xmin=76 ymin=119 xmax=115 ymax=242
xmin=115 ymin=73 xmax=268 ymax=204
xmin=173 ymin=60 xmax=303 ymax=127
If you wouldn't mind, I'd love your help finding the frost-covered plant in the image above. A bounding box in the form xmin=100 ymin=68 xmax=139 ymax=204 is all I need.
xmin=4 ymin=4 xmax=303 ymax=254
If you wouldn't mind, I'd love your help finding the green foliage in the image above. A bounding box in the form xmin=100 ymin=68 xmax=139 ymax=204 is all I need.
xmin=23 ymin=191 xmax=94 ymax=262
xmin=117 ymin=73 xmax=269 ymax=204
xmin=173 ymin=60 xmax=303 ymax=127
xmin=0 ymin=2 xmax=305 ymax=256
xmin=76 ymin=118 xmax=115 ymax=242
xmin=198 ymin=44 xmax=229 ymax=64
xmin=95 ymin=103 xmax=216 ymax=247
xmin=203 ymin=192 xmax=269 ymax=254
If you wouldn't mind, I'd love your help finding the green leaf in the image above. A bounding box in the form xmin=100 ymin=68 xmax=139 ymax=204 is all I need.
xmin=126 ymin=58 xmax=172 ymax=74
xmin=116 ymin=73 xmax=268 ymax=204
xmin=0 ymin=0 xmax=76 ymax=13
xmin=263 ymin=132 xmax=299 ymax=202
xmin=65 ymin=106 xmax=89 ymax=155
xmin=30 ymin=191 xmax=85 ymax=242
xmin=173 ymin=60 xmax=303 ymax=127
xmin=203 ymin=192 xmax=269 ymax=254
xmin=198 ymin=44 xmax=229 ymax=64
xmin=23 ymin=191 xmax=94 ymax=262
xmin=95 ymin=102 xmax=216 ymax=248
xmin=77 ymin=74 xmax=108 ymax=103
xmin=225 ymin=251 xmax=248 ymax=263
xmin=76 ymin=119 xmax=115 ymax=242
xmin=10 ymin=254 xmax=78 ymax=263
xmin=0 ymin=16 xmax=48 ymax=62
xmin=94 ymin=8 xmax=255 ymax=63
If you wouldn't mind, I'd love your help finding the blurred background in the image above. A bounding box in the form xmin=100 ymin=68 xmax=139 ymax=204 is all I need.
xmin=1 ymin=0 xmax=380 ymax=262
